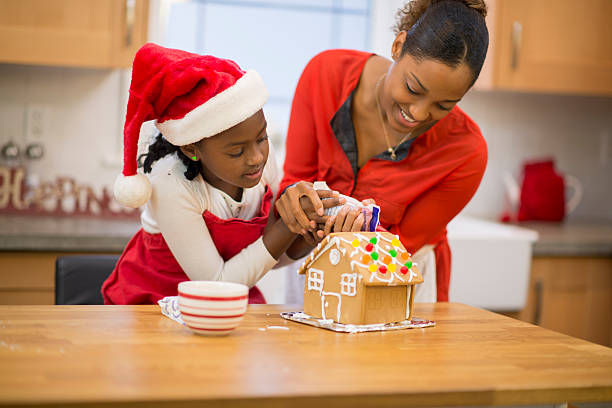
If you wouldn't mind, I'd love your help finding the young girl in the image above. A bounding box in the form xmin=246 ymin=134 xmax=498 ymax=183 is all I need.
xmin=102 ymin=43 xmax=341 ymax=305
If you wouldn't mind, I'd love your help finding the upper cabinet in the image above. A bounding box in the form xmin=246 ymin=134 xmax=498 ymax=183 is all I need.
xmin=0 ymin=0 xmax=149 ymax=69
xmin=476 ymin=0 xmax=612 ymax=96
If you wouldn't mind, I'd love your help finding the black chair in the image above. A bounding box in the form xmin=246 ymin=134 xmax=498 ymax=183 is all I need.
xmin=55 ymin=255 xmax=120 ymax=305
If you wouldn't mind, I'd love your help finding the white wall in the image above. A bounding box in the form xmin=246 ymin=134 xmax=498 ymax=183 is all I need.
xmin=459 ymin=90 xmax=612 ymax=222
xmin=0 ymin=64 xmax=126 ymax=193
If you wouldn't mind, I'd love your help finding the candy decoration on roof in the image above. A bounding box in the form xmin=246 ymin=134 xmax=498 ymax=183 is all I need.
xmin=400 ymin=266 xmax=408 ymax=274
xmin=371 ymin=251 xmax=379 ymax=261
xmin=405 ymin=261 xmax=413 ymax=268
xmin=379 ymin=265 xmax=387 ymax=274
xmin=352 ymin=239 xmax=360 ymax=247
xmin=389 ymin=249 xmax=397 ymax=257
xmin=365 ymin=243 xmax=374 ymax=251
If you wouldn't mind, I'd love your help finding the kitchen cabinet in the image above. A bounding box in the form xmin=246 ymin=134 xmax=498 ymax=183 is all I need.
xmin=476 ymin=0 xmax=612 ymax=96
xmin=517 ymin=256 xmax=612 ymax=347
xmin=0 ymin=0 xmax=149 ymax=69
xmin=0 ymin=251 xmax=119 ymax=304
xmin=0 ymin=215 xmax=137 ymax=305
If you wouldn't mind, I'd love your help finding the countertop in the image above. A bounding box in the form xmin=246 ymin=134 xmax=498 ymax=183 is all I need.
xmin=0 ymin=214 xmax=139 ymax=252
xmin=519 ymin=220 xmax=612 ymax=257
xmin=1 ymin=214 xmax=611 ymax=256
xmin=1 ymin=304 xmax=611 ymax=407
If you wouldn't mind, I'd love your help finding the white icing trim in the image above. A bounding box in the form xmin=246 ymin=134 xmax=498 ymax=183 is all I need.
xmin=329 ymin=249 xmax=341 ymax=266
xmin=340 ymin=273 xmax=357 ymax=296
xmin=321 ymin=291 xmax=341 ymax=321
xmin=156 ymin=70 xmax=268 ymax=146
xmin=307 ymin=268 xmax=324 ymax=293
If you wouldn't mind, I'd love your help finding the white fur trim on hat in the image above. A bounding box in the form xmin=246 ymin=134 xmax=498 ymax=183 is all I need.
xmin=155 ymin=70 xmax=268 ymax=146
xmin=113 ymin=173 xmax=152 ymax=208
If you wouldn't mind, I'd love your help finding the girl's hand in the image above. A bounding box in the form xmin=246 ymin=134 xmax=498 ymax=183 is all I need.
xmin=275 ymin=181 xmax=344 ymax=237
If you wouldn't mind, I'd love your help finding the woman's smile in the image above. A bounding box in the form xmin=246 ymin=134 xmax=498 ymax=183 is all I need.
xmin=396 ymin=104 xmax=421 ymax=129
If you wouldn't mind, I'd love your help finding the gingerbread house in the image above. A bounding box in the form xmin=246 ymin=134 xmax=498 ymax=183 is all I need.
xmin=298 ymin=232 xmax=424 ymax=325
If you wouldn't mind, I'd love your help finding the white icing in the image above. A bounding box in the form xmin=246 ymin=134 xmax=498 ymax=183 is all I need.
xmin=320 ymin=291 xmax=341 ymax=321
xmin=329 ymin=248 xmax=341 ymax=265
xmin=307 ymin=268 xmax=324 ymax=292
xmin=393 ymin=272 xmax=405 ymax=282
xmin=340 ymin=273 xmax=357 ymax=296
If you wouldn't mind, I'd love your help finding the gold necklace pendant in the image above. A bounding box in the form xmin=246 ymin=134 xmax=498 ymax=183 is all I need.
xmin=375 ymin=74 xmax=411 ymax=161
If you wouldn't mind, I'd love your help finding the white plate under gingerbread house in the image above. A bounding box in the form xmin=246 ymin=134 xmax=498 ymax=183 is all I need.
xmin=281 ymin=311 xmax=435 ymax=333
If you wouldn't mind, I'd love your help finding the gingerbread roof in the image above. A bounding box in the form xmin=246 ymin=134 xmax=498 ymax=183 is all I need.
xmin=298 ymin=232 xmax=424 ymax=286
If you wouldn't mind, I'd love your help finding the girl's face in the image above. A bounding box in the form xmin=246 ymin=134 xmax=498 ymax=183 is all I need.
xmin=382 ymin=31 xmax=474 ymax=135
xmin=183 ymin=110 xmax=269 ymax=200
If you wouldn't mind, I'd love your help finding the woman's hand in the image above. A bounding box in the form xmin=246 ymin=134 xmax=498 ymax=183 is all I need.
xmin=275 ymin=181 xmax=344 ymax=244
xmin=319 ymin=197 xmax=376 ymax=235
xmin=321 ymin=206 xmax=364 ymax=236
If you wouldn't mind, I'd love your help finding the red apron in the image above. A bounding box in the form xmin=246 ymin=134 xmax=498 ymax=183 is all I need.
xmin=102 ymin=187 xmax=273 ymax=305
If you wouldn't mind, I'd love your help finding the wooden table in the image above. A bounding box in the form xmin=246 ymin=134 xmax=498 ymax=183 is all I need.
xmin=1 ymin=304 xmax=611 ymax=407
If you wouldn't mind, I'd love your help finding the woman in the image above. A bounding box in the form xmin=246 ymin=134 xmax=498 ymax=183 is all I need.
xmin=278 ymin=0 xmax=489 ymax=301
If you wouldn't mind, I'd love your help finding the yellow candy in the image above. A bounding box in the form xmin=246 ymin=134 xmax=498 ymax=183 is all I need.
xmin=391 ymin=238 xmax=401 ymax=247
xmin=368 ymin=264 xmax=377 ymax=272
xmin=388 ymin=264 xmax=396 ymax=273
xmin=352 ymin=239 xmax=360 ymax=247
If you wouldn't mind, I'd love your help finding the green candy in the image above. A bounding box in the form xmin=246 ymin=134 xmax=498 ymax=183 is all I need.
xmin=389 ymin=249 xmax=397 ymax=257
xmin=370 ymin=237 xmax=377 ymax=244
xmin=404 ymin=261 xmax=413 ymax=268
xmin=371 ymin=252 xmax=379 ymax=260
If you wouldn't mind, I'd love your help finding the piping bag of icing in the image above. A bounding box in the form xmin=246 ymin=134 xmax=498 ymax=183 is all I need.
xmin=314 ymin=181 xmax=380 ymax=232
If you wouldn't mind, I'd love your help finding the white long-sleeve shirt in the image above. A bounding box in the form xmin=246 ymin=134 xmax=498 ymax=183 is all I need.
xmin=139 ymin=141 xmax=282 ymax=288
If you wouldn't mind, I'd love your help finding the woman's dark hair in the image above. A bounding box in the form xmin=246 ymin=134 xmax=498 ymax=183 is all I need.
xmin=139 ymin=133 xmax=201 ymax=180
xmin=394 ymin=0 xmax=489 ymax=86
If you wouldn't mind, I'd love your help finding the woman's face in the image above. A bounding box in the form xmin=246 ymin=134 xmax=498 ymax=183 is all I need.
xmin=183 ymin=110 xmax=269 ymax=199
xmin=382 ymin=33 xmax=474 ymax=135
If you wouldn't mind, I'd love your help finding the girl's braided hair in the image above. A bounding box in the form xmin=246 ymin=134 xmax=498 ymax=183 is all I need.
xmin=139 ymin=133 xmax=202 ymax=180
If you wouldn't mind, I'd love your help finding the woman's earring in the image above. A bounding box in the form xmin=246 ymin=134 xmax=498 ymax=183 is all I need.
xmin=191 ymin=155 xmax=197 ymax=161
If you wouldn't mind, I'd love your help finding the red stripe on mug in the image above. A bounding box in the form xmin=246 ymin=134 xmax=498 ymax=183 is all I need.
xmin=180 ymin=311 xmax=245 ymax=319
xmin=178 ymin=292 xmax=248 ymax=301
xmin=187 ymin=326 xmax=234 ymax=332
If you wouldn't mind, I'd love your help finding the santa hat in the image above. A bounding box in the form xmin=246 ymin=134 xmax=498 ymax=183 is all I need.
xmin=114 ymin=43 xmax=268 ymax=208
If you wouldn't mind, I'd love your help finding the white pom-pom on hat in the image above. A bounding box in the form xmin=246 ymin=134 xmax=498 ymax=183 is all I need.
xmin=113 ymin=173 xmax=152 ymax=209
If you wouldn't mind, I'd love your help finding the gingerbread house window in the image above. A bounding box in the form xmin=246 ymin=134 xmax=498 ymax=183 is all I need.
xmin=340 ymin=273 xmax=357 ymax=296
xmin=308 ymin=269 xmax=323 ymax=292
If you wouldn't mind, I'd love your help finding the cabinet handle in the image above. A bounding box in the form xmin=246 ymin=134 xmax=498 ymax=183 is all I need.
xmin=125 ymin=0 xmax=136 ymax=47
xmin=533 ymin=278 xmax=542 ymax=325
xmin=511 ymin=21 xmax=522 ymax=71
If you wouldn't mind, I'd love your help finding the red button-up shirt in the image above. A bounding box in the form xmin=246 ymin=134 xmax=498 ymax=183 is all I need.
xmin=280 ymin=49 xmax=487 ymax=301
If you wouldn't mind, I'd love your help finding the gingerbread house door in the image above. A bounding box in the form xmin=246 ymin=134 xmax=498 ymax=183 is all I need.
xmin=321 ymin=292 xmax=341 ymax=321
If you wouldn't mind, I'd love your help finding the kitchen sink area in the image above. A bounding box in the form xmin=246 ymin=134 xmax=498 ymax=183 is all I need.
xmin=447 ymin=216 xmax=539 ymax=311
